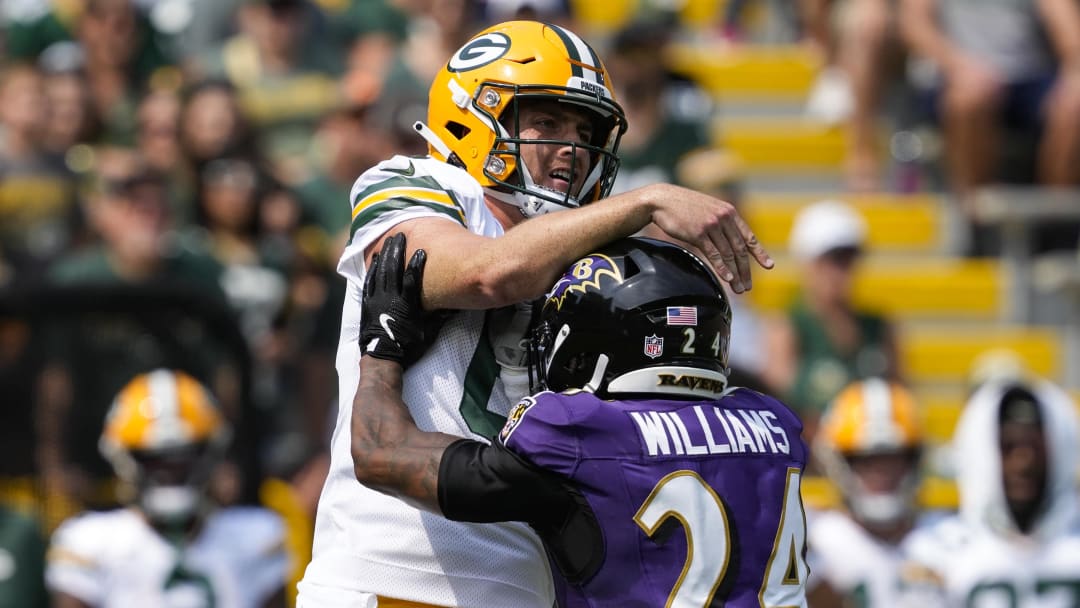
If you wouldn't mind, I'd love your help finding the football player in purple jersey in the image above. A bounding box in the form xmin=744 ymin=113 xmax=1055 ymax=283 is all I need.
xmin=356 ymin=232 xmax=809 ymax=607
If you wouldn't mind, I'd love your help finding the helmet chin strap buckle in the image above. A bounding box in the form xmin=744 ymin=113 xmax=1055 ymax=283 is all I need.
xmin=582 ymin=354 xmax=610 ymax=394
xmin=414 ymin=121 xmax=454 ymax=160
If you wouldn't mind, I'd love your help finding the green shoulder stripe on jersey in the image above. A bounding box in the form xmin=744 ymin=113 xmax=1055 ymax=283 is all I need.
xmin=349 ymin=174 xmax=467 ymax=239
xmin=350 ymin=174 xmax=445 ymax=209
xmin=350 ymin=197 xmax=467 ymax=239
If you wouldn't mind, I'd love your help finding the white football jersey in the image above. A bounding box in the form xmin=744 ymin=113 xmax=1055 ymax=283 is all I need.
xmin=45 ymin=507 xmax=287 ymax=608
xmin=299 ymin=156 xmax=553 ymax=607
xmin=898 ymin=379 xmax=1080 ymax=608
xmin=807 ymin=508 xmax=939 ymax=607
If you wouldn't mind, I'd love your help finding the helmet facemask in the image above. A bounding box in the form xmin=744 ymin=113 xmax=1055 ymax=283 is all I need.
xmin=482 ymin=86 xmax=625 ymax=216
xmin=99 ymin=369 xmax=233 ymax=532
xmin=114 ymin=436 xmax=228 ymax=530
xmin=815 ymin=378 xmax=925 ymax=530
xmin=833 ymin=448 xmax=922 ymax=527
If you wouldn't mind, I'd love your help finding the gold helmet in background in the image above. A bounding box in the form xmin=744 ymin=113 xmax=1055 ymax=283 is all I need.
xmin=815 ymin=378 xmax=924 ymax=525
xmin=100 ymin=369 xmax=231 ymax=526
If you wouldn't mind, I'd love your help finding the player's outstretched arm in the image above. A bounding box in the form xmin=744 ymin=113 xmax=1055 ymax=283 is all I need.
xmin=367 ymin=182 xmax=772 ymax=312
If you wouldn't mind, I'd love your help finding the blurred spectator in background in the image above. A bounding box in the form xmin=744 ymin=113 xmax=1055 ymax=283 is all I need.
xmin=361 ymin=0 xmax=481 ymax=134
xmin=38 ymin=46 xmax=101 ymax=156
xmin=0 ymin=62 xmax=81 ymax=283
xmin=48 ymin=150 xmax=224 ymax=295
xmin=75 ymin=0 xmax=177 ymax=145
xmin=763 ymin=200 xmax=901 ymax=437
xmin=5 ymin=0 xmax=174 ymax=86
xmin=45 ymin=369 xmax=288 ymax=608
xmin=179 ymin=79 xmax=262 ymax=170
xmin=807 ymin=378 xmax=929 ymax=607
xmin=0 ymin=504 xmax=47 ymax=608
xmin=607 ymin=20 xmax=739 ymax=199
xmin=323 ymin=0 xmax=410 ymax=57
xmin=135 ymin=86 xmax=194 ymax=217
xmin=188 ymin=157 xmax=289 ymax=334
xmin=899 ymin=0 xmax=1080 ymax=226
xmin=40 ymin=151 xmax=226 ymax=512
xmin=292 ymin=102 xmax=390 ymax=249
xmin=802 ymin=0 xmax=906 ymax=192
xmin=899 ymin=376 xmax=1080 ymax=606
xmin=189 ymin=0 xmax=344 ymax=184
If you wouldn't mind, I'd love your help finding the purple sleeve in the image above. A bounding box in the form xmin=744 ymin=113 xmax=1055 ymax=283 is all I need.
xmin=496 ymin=392 xmax=589 ymax=477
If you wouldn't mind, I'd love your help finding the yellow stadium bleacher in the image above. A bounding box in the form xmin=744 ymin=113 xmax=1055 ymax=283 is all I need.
xmin=902 ymin=326 xmax=1062 ymax=384
xmin=713 ymin=118 xmax=846 ymax=172
xmin=746 ymin=258 xmax=1005 ymax=319
xmin=668 ymin=44 xmax=821 ymax=100
xmin=920 ymin=388 xmax=1080 ymax=444
xmin=744 ymin=193 xmax=943 ymax=253
xmin=801 ymin=475 xmax=959 ymax=511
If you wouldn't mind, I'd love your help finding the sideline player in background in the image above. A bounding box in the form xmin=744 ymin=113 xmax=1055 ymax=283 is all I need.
xmin=298 ymin=19 xmax=774 ymax=608
xmin=899 ymin=377 xmax=1080 ymax=607
xmin=45 ymin=370 xmax=288 ymax=608
xmin=354 ymin=234 xmax=809 ymax=607
xmin=806 ymin=378 xmax=931 ymax=607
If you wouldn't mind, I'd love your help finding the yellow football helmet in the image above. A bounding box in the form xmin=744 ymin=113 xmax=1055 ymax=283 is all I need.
xmin=100 ymin=369 xmax=232 ymax=525
xmin=418 ymin=20 xmax=627 ymax=217
xmin=815 ymin=378 xmax=923 ymax=525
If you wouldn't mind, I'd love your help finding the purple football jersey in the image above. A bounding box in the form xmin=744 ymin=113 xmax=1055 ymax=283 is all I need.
xmin=499 ymin=387 xmax=809 ymax=608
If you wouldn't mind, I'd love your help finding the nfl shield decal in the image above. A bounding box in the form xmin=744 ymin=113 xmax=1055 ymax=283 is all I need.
xmin=644 ymin=334 xmax=664 ymax=359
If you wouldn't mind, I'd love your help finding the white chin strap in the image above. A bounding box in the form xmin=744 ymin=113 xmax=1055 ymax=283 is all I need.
xmin=485 ymin=187 xmax=578 ymax=218
xmin=848 ymin=471 xmax=919 ymax=526
xmin=850 ymin=492 xmax=910 ymax=526
xmin=141 ymin=485 xmax=201 ymax=523
xmin=498 ymin=151 xmax=605 ymax=218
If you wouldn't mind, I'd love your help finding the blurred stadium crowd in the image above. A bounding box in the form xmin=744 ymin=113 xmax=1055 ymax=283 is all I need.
xmin=0 ymin=0 xmax=1078 ymax=606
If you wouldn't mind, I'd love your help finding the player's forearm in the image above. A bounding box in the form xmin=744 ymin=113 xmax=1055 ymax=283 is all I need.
xmin=430 ymin=187 xmax=658 ymax=309
xmin=350 ymin=357 xmax=457 ymax=513
xmin=438 ymin=439 xmax=576 ymax=525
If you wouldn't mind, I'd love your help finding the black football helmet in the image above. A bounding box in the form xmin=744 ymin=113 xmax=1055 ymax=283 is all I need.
xmin=528 ymin=237 xmax=732 ymax=399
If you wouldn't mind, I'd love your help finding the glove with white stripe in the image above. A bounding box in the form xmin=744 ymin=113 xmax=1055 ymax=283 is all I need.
xmin=360 ymin=232 xmax=432 ymax=366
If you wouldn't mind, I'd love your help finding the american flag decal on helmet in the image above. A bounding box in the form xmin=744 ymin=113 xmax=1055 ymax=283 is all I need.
xmin=666 ymin=306 xmax=698 ymax=326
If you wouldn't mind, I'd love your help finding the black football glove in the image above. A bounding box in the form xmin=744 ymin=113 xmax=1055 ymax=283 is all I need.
xmin=359 ymin=232 xmax=433 ymax=366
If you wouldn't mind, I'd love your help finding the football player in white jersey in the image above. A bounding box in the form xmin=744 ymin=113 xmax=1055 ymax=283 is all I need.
xmin=45 ymin=369 xmax=288 ymax=608
xmin=899 ymin=377 xmax=1080 ymax=607
xmin=806 ymin=378 xmax=931 ymax=607
xmin=297 ymin=18 xmax=775 ymax=608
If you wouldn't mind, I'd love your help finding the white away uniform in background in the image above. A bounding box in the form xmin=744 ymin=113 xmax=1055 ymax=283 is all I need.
xmin=807 ymin=508 xmax=937 ymax=607
xmin=298 ymin=156 xmax=552 ymax=607
xmin=898 ymin=379 xmax=1080 ymax=608
xmin=45 ymin=507 xmax=287 ymax=608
